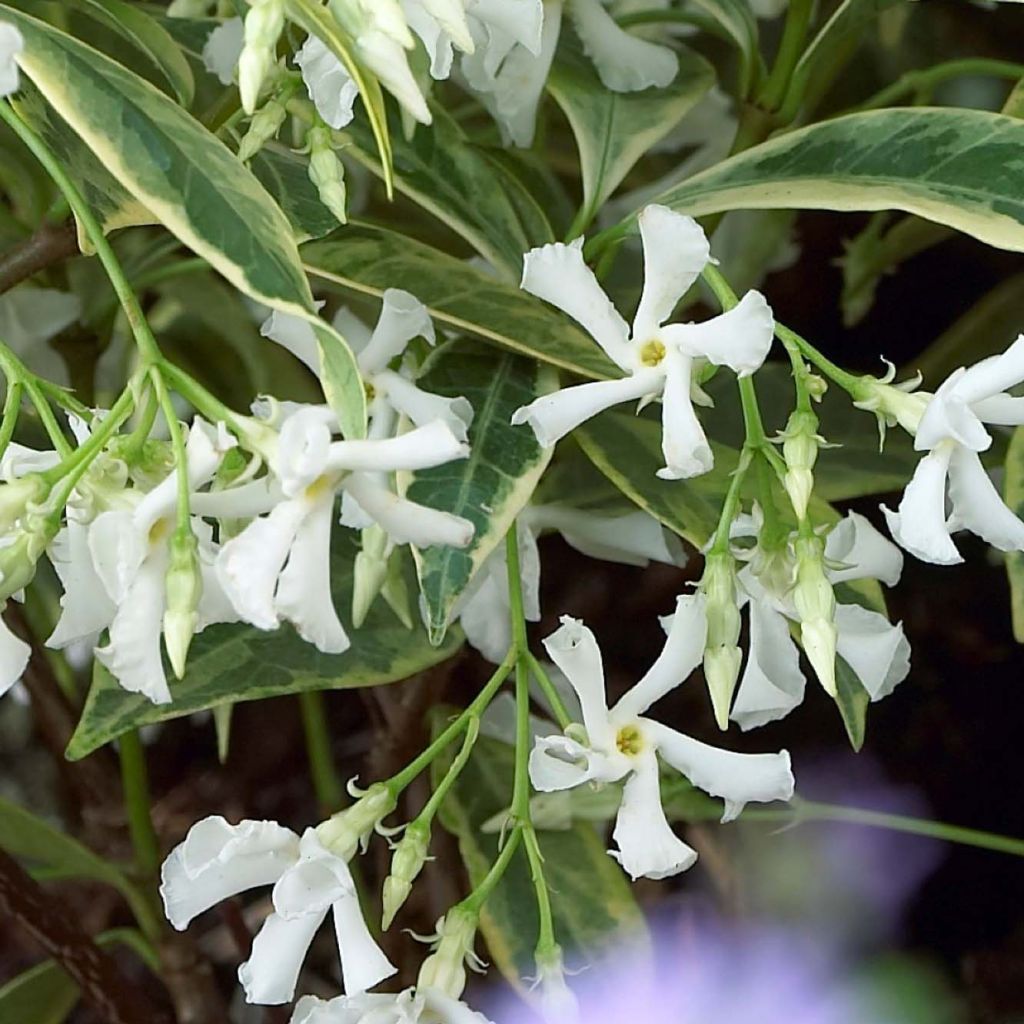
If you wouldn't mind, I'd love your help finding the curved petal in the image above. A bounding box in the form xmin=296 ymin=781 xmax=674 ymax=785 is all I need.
xmin=332 ymin=892 xmax=397 ymax=993
xmin=87 ymin=510 xmax=147 ymax=604
xmin=611 ymin=749 xmax=696 ymax=880
xmin=949 ymin=334 xmax=1024 ymax=407
xmin=239 ymin=909 xmax=326 ymax=1005
xmin=418 ymin=0 xmax=474 ymax=53
xmin=422 ymin=990 xmax=496 ymax=1024
xmin=355 ymin=30 xmax=431 ymax=125
xmin=948 ymin=445 xmax=1024 ymax=552
xmin=824 ymin=511 xmax=904 ymax=587
xmin=730 ymin=599 xmax=806 ymax=732
xmin=0 ymin=610 xmax=29 ymax=698
xmin=658 ymin=348 xmax=712 ymax=479
xmin=520 ymin=239 xmax=631 ymax=368
xmin=517 ymin=519 xmax=542 ymax=622
xmin=189 ymin=477 xmax=281 ymax=519
xmin=528 ymin=733 xmax=626 ymax=791
xmin=470 ymin=0 xmax=545 ymax=54
xmin=326 ymin=421 xmax=469 ymax=473
xmin=632 ymin=206 xmax=710 ymax=340
xmin=459 ymin=572 xmax=513 ymax=664
xmin=511 ymin=372 xmax=661 ymax=448
xmin=341 ymin=474 xmax=474 ymax=548
xmin=834 ymin=603 xmax=910 ymax=702
xmin=356 ymin=289 xmax=435 ymax=376
xmin=613 ymin=593 xmax=706 ymax=719
xmin=201 ymin=17 xmax=244 ymax=85
xmin=405 ymin=1 xmax=455 ymax=79
xmin=540 ymin=616 xmax=613 ymax=747
xmin=374 ymin=370 xmax=474 ymax=441
xmin=273 ymin=830 xmax=355 ymax=919
xmin=276 ymin=406 xmax=337 ymax=496
xmin=160 ymin=816 xmax=299 ymax=930
xmin=914 ymin=369 xmax=991 ymax=452
xmin=568 ymin=0 xmax=678 ymax=92
xmin=882 ymin=446 xmax=962 ymax=565
xmin=47 ymin=523 xmax=116 ymax=647
xmin=295 ymin=34 xmax=359 ymax=130
xmin=644 ymin=720 xmax=794 ymax=822
xmin=331 ymin=307 xmax=374 ymax=357
xmin=276 ymin=497 xmax=350 ymax=654
xmin=661 ymin=290 xmax=775 ymax=376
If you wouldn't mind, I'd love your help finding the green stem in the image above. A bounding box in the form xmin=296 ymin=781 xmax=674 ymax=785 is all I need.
xmin=758 ymin=0 xmax=814 ymax=112
xmin=149 ymin=366 xmax=190 ymax=526
xmin=0 ymin=380 xmax=22 ymax=460
xmin=522 ymin=826 xmax=555 ymax=951
xmin=117 ymin=730 xmax=160 ymax=878
xmin=299 ymin=690 xmax=345 ymax=813
xmin=23 ymin=380 xmax=70 ymax=456
xmin=525 ymin=651 xmax=573 ymax=731
xmin=419 ymin=717 xmax=480 ymax=825
xmin=461 ymin=826 xmax=523 ymax=914
xmin=511 ymin=657 xmax=531 ymax=817
xmin=774 ymin=321 xmax=865 ymax=397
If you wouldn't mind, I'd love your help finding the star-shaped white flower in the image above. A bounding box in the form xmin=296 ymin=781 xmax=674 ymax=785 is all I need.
xmin=0 ymin=22 xmax=22 ymax=97
xmin=883 ymin=335 xmax=1024 ymax=564
xmin=291 ymin=987 xmax=492 ymax=1024
xmin=730 ymin=511 xmax=910 ymax=731
xmin=161 ymin=816 xmax=395 ymax=1005
xmin=529 ymin=609 xmax=794 ymax=880
xmin=512 ymin=205 xmax=774 ymax=479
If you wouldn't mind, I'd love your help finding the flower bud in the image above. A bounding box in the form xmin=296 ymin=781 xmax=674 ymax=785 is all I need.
xmin=853 ymin=374 xmax=930 ymax=442
xmin=238 ymin=92 xmax=288 ymax=161
xmin=307 ymin=123 xmax=348 ymax=226
xmin=332 ymin=0 xmax=414 ymax=48
xmin=535 ymin=944 xmax=578 ymax=1023
xmin=382 ymin=819 xmax=430 ymax=929
xmin=780 ymin=408 xmax=821 ymax=521
xmin=352 ymin=524 xmax=388 ymax=626
xmin=163 ymin=528 xmax=202 ymax=679
xmin=316 ymin=781 xmax=397 ymax=861
xmin=0 ymin=474 xmax=47 ymax=535
xmin=238 ymin=0 xmax=285 ymax=114
xmin=792 ymin=534 xmax=837 ymax=696
xmin=417 ymin=905 xmax=478 ymax=999
xmin=0 ymin=512 xmax=58 ymax=603
xmin=701 ymin=551 xmax=742 ymax=730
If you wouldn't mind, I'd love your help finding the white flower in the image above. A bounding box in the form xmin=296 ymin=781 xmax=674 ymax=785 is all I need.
xmin=295 ymin=35 xmax=360 ymax=129
xmin=160 ymin=816 xmax=394 ymax=1005
xmin=202 ymin=17 xmax=245 ymax=85
xmin=213 ymin=404 xmax=473 ymax=652
xmin=291 ymin=987 xmax=493 ymax=1024
xmin=529 ymin=610 xmax=794 ymax=880
xmin=0 ymin=22 xmax=22 ymax=97
xmin=400 ymin=0 xmax=475 ymax=80
xmin=730 ymin=512 xmax=910 ymax=731
xmin=883 ymin=335 xmax=1024 ymax=564
xmin=458 ymin=505 xmax=684 ymax=663
xmin=513 ymin=206 xmax=774 ymax=479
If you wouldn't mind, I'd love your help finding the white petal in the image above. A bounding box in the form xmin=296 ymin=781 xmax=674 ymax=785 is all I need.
xmin=657 ymin=348 xmax=712 ymax=480
xmin=261 ymin=307 xmax=322 ymax=376
xmin=970 ymin=393 xmax=1024 ymax=426
xmin=160 ymin=816 xmax=299 ymax=930
xmin=459 ymin=573 xmax=513 ymax=664
xmin=273 ymin=829 xmax=355 ymax=918
xmin=834 ymin=603 xmax=910 ymax=702
xmin=469 ymin=0 xmax=545 ymax=54
xmin=374 ymin=370 xmax=474 ymax=441
xmin=730 ymin=599 xmax=806 ymax=731
xmin=189 ymin=477 xmax=281 ymax=519
xmin=276 ymin=496 xmax=350 ymax=653
xmin=217 ymin=500 xmax=308 ymax=630
xmin=422 ymin=990 xmax=496 ymax=1024
xmin=356 ymin=289 xmax=436 ymax=376
xmin=0 ymin=23 xmax=23 ymax=97
xmin=295 ymin=34 xmax=360 ymax=130
xmin=948 ymin=445 xmax=1024 ymax=552
xmin=326 ymin=421 xmax=469 ymax=473
xmin=526 ymin=504 xmax=685 ymax=567
xmin=340 ymin=489 xmax=375 ymax=531
xmin=632 ymin=206 xmax=710 ymax=340
xmin=332 ymin=893 xmax=397 ymax=993
xmin=520 ymin=239 xmax=631 ymax=368
xmin=611 ymin=749 xmax=696 ymax=880
xmin=914 ymin=369 xmax=991 ymax=453
xmin=824 ymin=511 xmax=904 ymax=587
xmin=341 ymin=474 xmax=474 ymax=547
xmin=202 ymin=17 xmax=244 ymax=85
xmin=331 ymin=307 xmax=374 ymax=356
xmin=197 ymin=546 xmax=241 ymax=629
xmin=47 ymin=523 xmax=116 ymax=648
xmin=540 ymin=615 xmax=614 ymax=747
xmin=276 ymin=405 xmax=338 ymax=495
xmin=355 ymin=30 xmax=432 ymax=125
xmin=240 ymin=910 xmax=326 ymax=1005
xmin=528 ymin=733 xmax=626 ymax=791
xmin=511 ymin=372 xmax=661 ymax=448
xmin=95 ymin=548 xmax=172 ymax=704
xmin=568 ymin=0 xmax=678 ymax=92
xmin=661 ymin=290 xmax=775 ymax=376
xmin=949 ymin=334 xmax=1024 ymax=406
xmin=87 ymin=510 xmax=147 ymax=604
xmin=613 ymin=593 xmax=706 ymax=719
xmin=0 ymin=440 xmax=61 ymax=477
xmin=517 ymin=519 xmax=542 ymax=621
xmin=645 ymin=720 xmax=794 ymax=822
xmin=882 ymin=446 xmax=962 ymax=565
xmin=404 ymin=0 xmax=456 ymax=78
xmin=0 ymin=610 xmax=28 ymax=697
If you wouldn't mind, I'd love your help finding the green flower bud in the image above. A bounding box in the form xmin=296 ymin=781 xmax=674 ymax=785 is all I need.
xmin=238 ymin=0 xmax=285 ymax=113
xmin=535 ymin=944 xmax=578 ymax=1021
xmin=238 ymin=93 xmax=288 ymax=162
xmin=792 ymin=534 xmax=837 ymax=696
xmin=701 ymin=551 xmax=742 ymax=730
xmin=163 ymin=528 xmax=202 ymax=679
xmin=852 ymin=374 xmax=930 ymax=443
xmin=780 ymin=408 xmax=822 ymax=521
xmin=0 ymin=512 xmax=58 ymax=603
xmin=381 ymin=818 xmax=430 ymax=929
xmin=352 ymin=524 xmax=388 ymax=627
xmin=316 ymin=781 xmax=397 ymax=861
xmin=0 ymin=474 xmax=47 ymax=535
xmin=416 ymin=905 xmax=478 ymax=999
xmin=307 ymin=123 xmax=348 ymax=225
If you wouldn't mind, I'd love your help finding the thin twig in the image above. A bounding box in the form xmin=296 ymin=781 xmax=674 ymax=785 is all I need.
xmin=0 ymin=220 xmax=78 ymax=294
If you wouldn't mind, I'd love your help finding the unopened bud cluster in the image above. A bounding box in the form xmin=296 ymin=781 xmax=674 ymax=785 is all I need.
xmin=307 ymin=122 xmax=348 ymax=226
xmin=382 ymin=818 xmax=430 ymax=928
xmin=163 ymin=528 xmax=202 ymax=678
xmin=701 ymin=550 xmax=742 ymax=730
xmin=792 ymin=533 xmax=837 ymax=696
xmin=238 ymin=0 xmax=285 ymax=113
xmin=780 ymin=407 xmax=822 ymax=521
xmin=317 ymin=781 xmax=397 ymax=861
xmin=416 ymin=904 xmax=478 ymax=998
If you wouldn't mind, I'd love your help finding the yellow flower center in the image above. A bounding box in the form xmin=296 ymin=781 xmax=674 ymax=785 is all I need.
xmin=304 ymin=475 xmax=332 ymax=501
xmin=148 ymin=517 xmax=171 ymax=546
xmin=615 ymin=724 xmax=644 ymax=757
xmin=638 ymin=339 xmax=666 ymax=367
xmin=364 ymin=380 xmax=376 ymax=401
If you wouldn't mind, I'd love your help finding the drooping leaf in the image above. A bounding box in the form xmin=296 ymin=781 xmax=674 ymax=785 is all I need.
xmin=432 ymin=722 xmax=647 ymax=988
xmin=646 ymin=108 xmax=1024 ymax=253
xmin=67 ymin=534 xmax=463 ymax=759
xmin=303 ymin=224 xmax=618 ymax=379
xmin=547 ymin=41 xmax=714 ymax=229
xmin=406 ymin=341 xmax=557 ymax=644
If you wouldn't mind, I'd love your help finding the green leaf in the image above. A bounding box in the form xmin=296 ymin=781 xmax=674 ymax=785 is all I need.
xmin=432 ymin=724 xmax=647 ymax=987
xmin=547 ymin=42 xmax=714 ymax=228
xmin=646 ymin=108 xmax=1024 ymax=253
xmin=834 ymin=654 xmax=870 ymax=751
xmin=303 ymin=223 xmax=618 ymax=379
xmin=67 ymin=534 xmax=463 ymax=759
xmin=1004 ymin=426 xmax=1024 ymax=644
xmin=346 ymin=107 xmax=554 ymax=276
xmin=406 ymin=341 xmax=557 ymax=644
xmin=249 ymin=144 xmax=341 ymax=242
xmin=686 ymin=0 xmax=761 ymax=95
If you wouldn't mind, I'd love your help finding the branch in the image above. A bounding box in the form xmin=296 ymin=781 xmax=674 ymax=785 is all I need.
xmin=0 ymin=220 xmax=79 ymax=295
